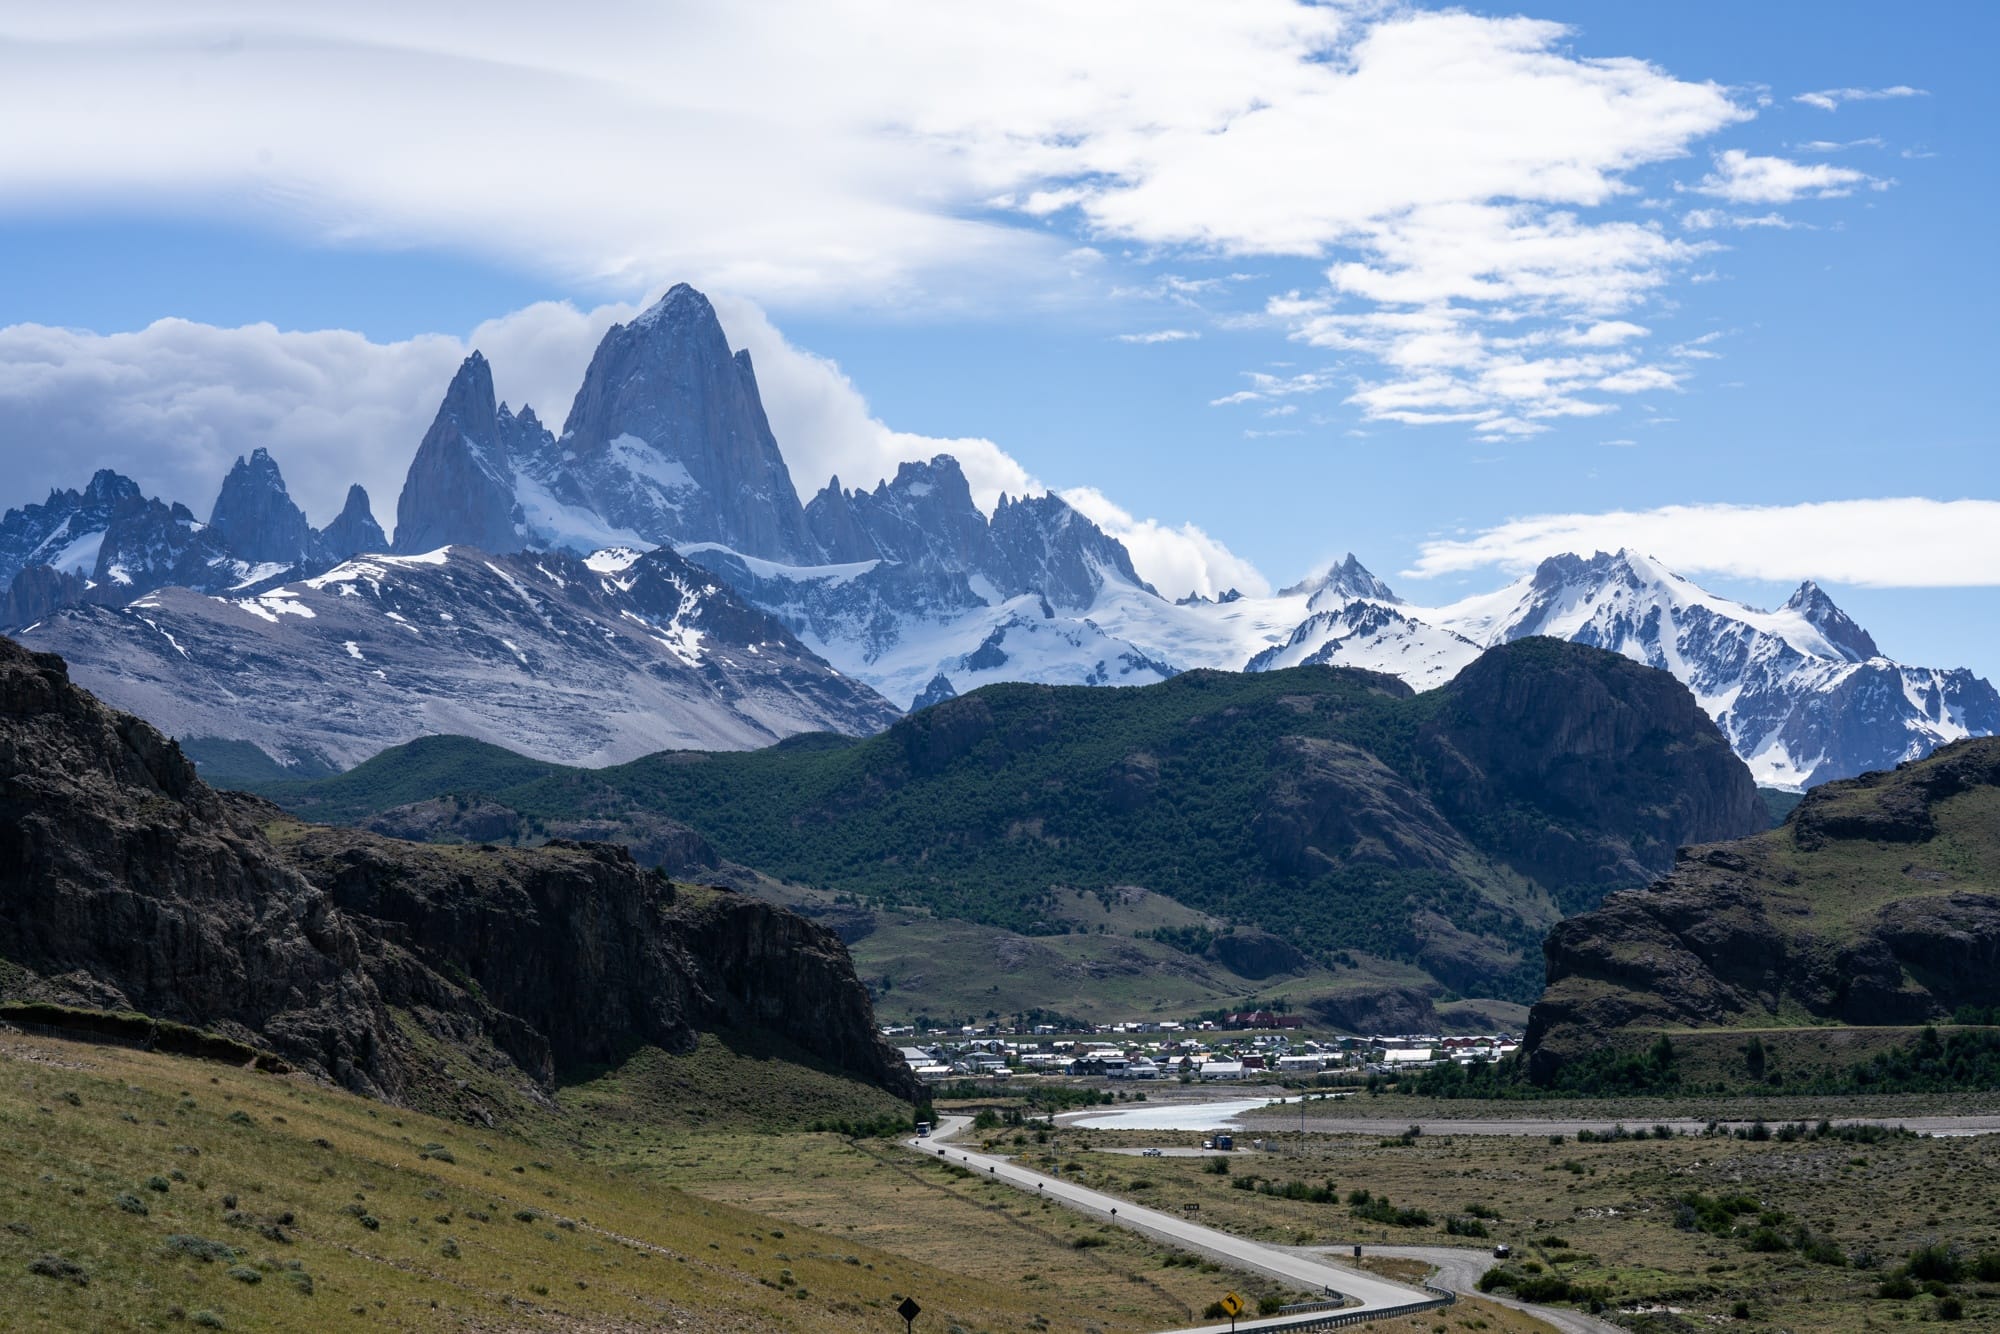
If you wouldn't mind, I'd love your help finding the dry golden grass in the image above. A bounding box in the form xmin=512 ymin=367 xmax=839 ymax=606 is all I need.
xmin=0 ymin=1031 xmax=1135 ymax=1333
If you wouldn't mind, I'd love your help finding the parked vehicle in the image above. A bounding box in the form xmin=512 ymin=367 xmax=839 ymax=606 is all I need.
xmin=917 ymin=1122 xmax=931 ymax=1137
xmin=1142 ymin=1147 xmax=1164 ymax=1157
xmin=1213 ymin=1134 xmax=1234 ymax=1150
xmin=1493 ymin=1244 xmax=1512 ymax=1259
xmin=1201 ymin=1138 xmax=1214 ymax=1149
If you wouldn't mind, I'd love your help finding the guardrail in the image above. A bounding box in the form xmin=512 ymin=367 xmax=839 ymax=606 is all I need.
xmin=1180 ymin=1285 xmax=1453 ymax=1333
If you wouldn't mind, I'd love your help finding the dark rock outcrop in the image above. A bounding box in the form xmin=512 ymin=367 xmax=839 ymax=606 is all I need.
xmin=393 ymin=352 xmax=527 ymax=556
xmin=1522 ymin=736 xmax=2000 ymax=1080
xmin=1308 ymin=986 xmax=1441 ymax=1036
xmin=208 ymin=448 xmax=314 ymax=568
xmin=910 ymin=673 xmax=957 ymax=712
xmin=0 ymin=635 xmax=917 ymax=1107
xmin=4 ymin=563 xmax=89 ymax=627
xmin=1420 ymin=636 xmax=1764 ymax=895
xmin=1204 ymin=929 xmax=1309 ymax=981
xmin=317 ymin=483 xmax=388 ymax=560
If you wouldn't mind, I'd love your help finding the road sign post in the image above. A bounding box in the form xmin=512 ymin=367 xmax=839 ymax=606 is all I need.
xmin=1218 ymin=1290 xmax=1244 ymax=1331
xmin=897 ymin=1295 xmax=921 ymax=1331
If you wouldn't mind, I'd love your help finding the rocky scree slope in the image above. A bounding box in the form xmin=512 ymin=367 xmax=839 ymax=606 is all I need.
xmin=1523 ymin=735 xmax=2000 ymax=1078
xmin=270 ymin=638 xmax=1763 ymax=1003
xmin=16 ymin=543 xmax=900 ymax=773
xmin=0 ymin=634 xmax=915 ymax=1114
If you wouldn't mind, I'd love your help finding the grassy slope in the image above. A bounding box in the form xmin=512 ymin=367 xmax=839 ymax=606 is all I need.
xmin=752 ymin=872 xmax=1449 ymax=1028
xmin=264 ymin=666 xmax=1599 ymax=1001
xmin=0 ymin=1027 xmax=1148 ymax=1333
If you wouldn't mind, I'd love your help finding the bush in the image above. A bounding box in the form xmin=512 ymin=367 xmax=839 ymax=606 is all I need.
xmin=114 ymin=1193 xmax=149 ymax=1216
xmin=1445 ymin=1217 xmax=1489 ymax=1238
xmin=1938 ymin=1295 xmax=1965 ymax=1321
xmin=1071 ymin=1234 xmax=1108 ymax=1250
xmin=1905 ymin=1242 xmax=1964 ymax=1284
xmin=26 ymin=1254 xmax=88 ymax=1286
xmin=164 ymin=1235 xmax=240 ymax=1264
xmin=226 ymin=1265 xmax=262 ymax=1284
xmin=1203 ymin=1156 xmax=1229 ymax=1175
xmin=1876 ymin=1275 xmax=1918 ymax=1300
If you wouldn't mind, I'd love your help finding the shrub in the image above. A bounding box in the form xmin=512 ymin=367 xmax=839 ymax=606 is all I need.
xmin=1203 ymin=1156 xmax=1229 ymax=1175
xmin=27 ymin=1254 xmax=88 ymax=1286
xmin=144 ymin=1175 xmax=171 ymax=1193
xmin=1445 ymin=1217 xmax=1489 ymax=1238
xmin=1071 ymin=1234 xmax=1107 ymax=1250
xmin=226 ymin=1265 xmax=262 ymax=1284
xmin=1906 ymin=1242 xmax=1964 ymax=1284
xmin=114 ymin=1193 xmax=149 ymax=1216
xmin=191 ymin=1312 xmax=225 ymax=1329
xmin=1938 ymin=1295 xmax=1965 ymax=1321
xmin=164 ymin=1235 xmax=240 ymax=1263
xmin=440 ymin=1237 xmax=462 ymax=1259
xmin=1876 ymin=1275 xmax=1918 ymax=1300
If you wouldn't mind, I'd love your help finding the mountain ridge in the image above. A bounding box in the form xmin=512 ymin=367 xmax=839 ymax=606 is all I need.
xmin=265 ymin=638 xmax=1765 ymax=1005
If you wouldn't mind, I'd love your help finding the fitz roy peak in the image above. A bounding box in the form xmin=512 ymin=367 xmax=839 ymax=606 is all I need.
xmin=394 ymin=285 xmax=818 ymax=562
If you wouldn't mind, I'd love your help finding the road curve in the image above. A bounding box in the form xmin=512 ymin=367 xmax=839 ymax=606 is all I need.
xmin=905 ymin=1115 xmax=1444 ymax=1333
xmin=1311 ymin=1244 xmax=1620 ymax=1334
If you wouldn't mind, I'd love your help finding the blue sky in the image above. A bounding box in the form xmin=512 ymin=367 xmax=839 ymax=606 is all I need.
xmin=0 ymin=1 xmax=1993 ymax=676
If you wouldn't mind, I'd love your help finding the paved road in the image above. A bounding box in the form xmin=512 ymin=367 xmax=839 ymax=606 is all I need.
xmin=1311 ymin=1244 xmax=1620 ymax=1334
xmin=1232 ymin=1111 xmax=2000 ymax=1138
xmin=908 ymin=1116 xmax=1443 ymax=1332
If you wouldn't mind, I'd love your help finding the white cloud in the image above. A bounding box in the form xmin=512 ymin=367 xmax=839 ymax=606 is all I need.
xmin=1115 ymin=330 xmax=1201 ymax=344
xmin=0 ymin=5 xmax=1746 ymax=310
xmin=1059 ymin=486 xmax=1271 ymax=600
xmin=1407 ymin=499 xmax=2000 ymax=588
xmin=1795 ymin=85 xmax=1927 ymax=111
xmin=1680 ymin=208 xmax=1798 ymax=231
xmin=1693 ymin=149 xmax=1873 ymax=204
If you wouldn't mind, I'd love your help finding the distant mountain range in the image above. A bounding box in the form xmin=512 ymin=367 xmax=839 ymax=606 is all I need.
xmin=4 ymin=283 xmax=1992 ymax=787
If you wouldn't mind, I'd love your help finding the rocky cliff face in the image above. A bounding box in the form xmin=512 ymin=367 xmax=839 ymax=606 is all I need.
xmin=1522 ymin=736 xmax=2000 ymax=1080
xmin=19 ymin=544 xmax=901 ymax=772
xmin=1419 ymin=635 xmax=1765 ymax=897
xmin=392 ymin=353 xmax=528 ymax=556
xmin=0 ymin=634 xmax=916 ymax=1107
xmin=543 ymin=285 xmax=818 ymax=561
xmin=0 ymin=469 xmax=144 ymax=591
xmin=208 ymin=448 xmax=315 ymax=568
xmin=317 ymin=483 xmax=388 ymax=560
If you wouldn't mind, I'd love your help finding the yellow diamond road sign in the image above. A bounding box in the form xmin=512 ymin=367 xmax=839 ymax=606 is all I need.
xmin=1218 ymin=1291 xmax=1244 ymax=1317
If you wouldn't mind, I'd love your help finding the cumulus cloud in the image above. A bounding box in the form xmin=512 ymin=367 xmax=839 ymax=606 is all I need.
xmin=1059 ymin=486 xmax=1271 ymax=600
xmin=1693 ymin=149 xmax=1874 ymax=204
xmin=1406 ymin=499 xmax=2000 ymax=588
xmin=1795 ymin=85 xmax=1927 ymax=111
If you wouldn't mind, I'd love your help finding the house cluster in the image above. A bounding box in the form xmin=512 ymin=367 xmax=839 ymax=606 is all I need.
xmin=884 ymin=1022 xmax=1519 ymax=1084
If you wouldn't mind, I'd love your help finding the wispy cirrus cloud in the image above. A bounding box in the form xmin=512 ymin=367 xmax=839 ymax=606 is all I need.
xmin=1407 ymin=498 xmax=2000 ymax=588
xmin=1115 ymin=330 xmax=1201 ymax=344
xmin=1795 ymin=85 xmax=1927 ymax=111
